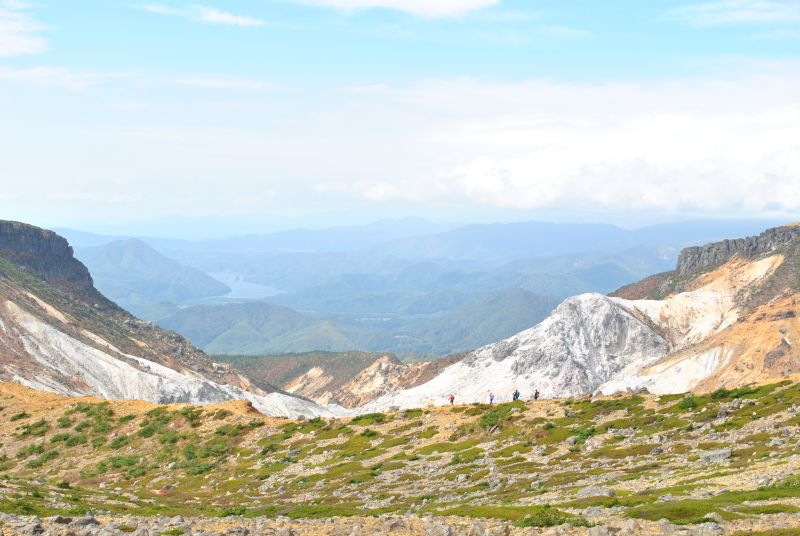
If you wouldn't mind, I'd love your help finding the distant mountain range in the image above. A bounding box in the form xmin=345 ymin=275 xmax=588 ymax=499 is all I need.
xmin=55 ymin=218 xmax=786 ymax=358
xmin=158 ymin=288 xmax=559 ymax=357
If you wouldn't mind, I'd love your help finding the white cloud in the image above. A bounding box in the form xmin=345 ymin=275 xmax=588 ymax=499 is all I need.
xmin=749 ymin=28 xmax=800 ymax=39
xmin=141 ymin=4 xmax=264 ymax=26
xmin=0 ymin=65 xmax=129 ymax=90
xmin=174 ymin=76 xmax=270 ymax=91
xmin=537 ymin=25 xmax=591 ymax=38
xmin=334 ymin=74 xmax=800 ymax=215
xmin=671 ymin=0 xmax=800 ymax=27
xmin=0 ymin=1 xmax=46 ymax=57
xmin=295 ymin=0 xmax=500 ymax=18
xmin=4 ymin=67 xmax=800 ymax=223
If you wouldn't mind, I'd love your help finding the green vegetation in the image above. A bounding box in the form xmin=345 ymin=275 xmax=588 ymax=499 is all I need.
xmin=350 ymin=413 xmax=387 ymax=426
xmin=4 ymin=376 xmax=800 ymax=528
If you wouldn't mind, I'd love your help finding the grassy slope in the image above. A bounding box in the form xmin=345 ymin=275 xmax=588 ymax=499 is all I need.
xmin=4 ymin=380 xmax=800 ymax=527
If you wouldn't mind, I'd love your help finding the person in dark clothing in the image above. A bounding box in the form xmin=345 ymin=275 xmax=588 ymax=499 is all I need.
xmin=512 ymin=388 xmax=520 ymax=401
xmin=534 ymin=389 xmax=540 ymax=400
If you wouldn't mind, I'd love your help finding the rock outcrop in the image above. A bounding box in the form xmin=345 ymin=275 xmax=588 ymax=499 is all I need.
xmin=677 ymin=224 xmax=800 ymax=276
xmin=0 ymin=220 xmax=110 ymax=306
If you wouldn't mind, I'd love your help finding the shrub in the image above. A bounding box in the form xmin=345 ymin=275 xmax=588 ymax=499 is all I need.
xmin=66 ymin=434 xmax=87 ymax=447
xmin=109 ymin=455 xmax=139 ymax=468
xmin=214 ymin=424 xmax=244 ymax=437
xmin=27 ymin=449 xmax=58 ymax=468
xmin=126 ymin=466 xmax=146 ymax=478
xmin=176 ymin=407 xmax=203 ymax=428
xmin=75 ymin=421 xmax=91 ymax=433
xmin=159 ymin=431 xmax=180 ymax=445
xmin=351 ymin=413 xmax=386 ymax=426
xmin=109 ymin=435 xmax=130 ymax=449
xmin=56 ymin=417 xmax=73 ymax=428
xmin=16 ymin=444 xmax=45 ymax=459
xmin=51 ymin=433 xmax=71 ymax=443
xmin=480 ymin=411 xmax=500 ymax=429
xmin=19 ymin=419 xmax=50 ymax=438
xmin=221 ymin=505 xmax=247 ymax=517
xmin=213 ymin=409 xmax=232 ymax=420
xmin=514 ymin=506 xmax=589 ymax=528
xmin=570 ymin=426 xmax=596 ymax=444
xmin=10 ymin=412 xmax=30 ymax=422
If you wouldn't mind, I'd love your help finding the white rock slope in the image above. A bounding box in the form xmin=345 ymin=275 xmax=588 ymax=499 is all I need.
xmin=364 ymin=254 xmax=784 ymax=410
xmin=364 ymin=294 xmax=669 ymax=409
xmin=1 ymin=299 xmax=348 ymax=418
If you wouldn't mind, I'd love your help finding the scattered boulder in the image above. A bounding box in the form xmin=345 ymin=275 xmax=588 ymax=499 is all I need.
xmin=699 ymin=448 xmax=732 ymax=465
xmin=72 ymin=514 xmax=101 ymax=527
xmin=577 ymin=485 xmax=616 ymax=499
xmin=691 ymin=522 xmax=725 ymax=535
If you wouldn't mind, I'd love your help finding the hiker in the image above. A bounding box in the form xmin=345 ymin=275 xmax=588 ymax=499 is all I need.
xmin=512 ymin=388 xmax=520 ymax=401
xmin=488 ymin=391 xmax=495 ymax=405
xmin=534 ymin=389 xmax=540 ymax=401
xmin=448 ymin=393 xmax=455 ymax=405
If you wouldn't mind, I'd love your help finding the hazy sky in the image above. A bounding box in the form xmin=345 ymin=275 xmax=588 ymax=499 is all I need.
xmin=1 ymin=0 xmax=799 ymax=236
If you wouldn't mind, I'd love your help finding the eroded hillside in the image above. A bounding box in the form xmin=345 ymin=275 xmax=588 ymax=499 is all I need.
xmin=0 ymin=221 xmax=340 ymax=418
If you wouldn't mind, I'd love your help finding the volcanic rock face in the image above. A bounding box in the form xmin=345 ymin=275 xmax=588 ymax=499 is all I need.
xmin=677 ymin=224 xmax=800 ymax=276
xmin=364 ymin=294 xmax=671 ymax=409
xmin=0 ymin=221 xmax=109 ymax=306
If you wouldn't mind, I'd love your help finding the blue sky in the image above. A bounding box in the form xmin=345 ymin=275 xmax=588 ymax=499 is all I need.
xmin=1 ymin=0 xmax=799 ymax=236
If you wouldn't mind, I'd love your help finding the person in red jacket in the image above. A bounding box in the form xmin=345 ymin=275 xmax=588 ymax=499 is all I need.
xmin=448 ymin=393 xmax=455 ymax=405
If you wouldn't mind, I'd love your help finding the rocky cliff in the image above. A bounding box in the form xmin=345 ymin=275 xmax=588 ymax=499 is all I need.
xmin=0 ymin=220 xmax=111 ymax=306
xmin=676 ymin=224 xmax=800 ymax=276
